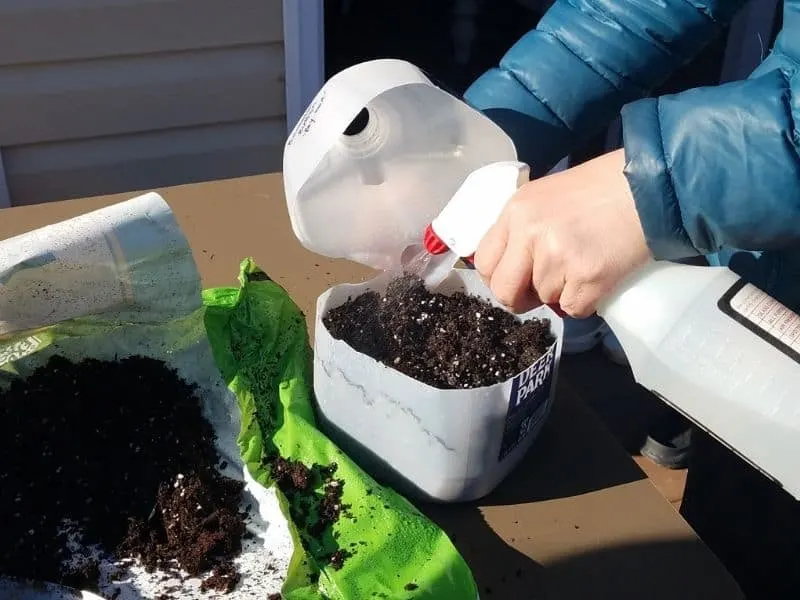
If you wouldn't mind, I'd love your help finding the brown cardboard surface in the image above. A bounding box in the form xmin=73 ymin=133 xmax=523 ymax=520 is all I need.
xmin=0 ymin=175 xmax=743 ymax=599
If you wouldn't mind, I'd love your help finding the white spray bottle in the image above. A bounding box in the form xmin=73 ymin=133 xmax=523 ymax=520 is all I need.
xmin=423 ymin=161 xmax=800 ymax=501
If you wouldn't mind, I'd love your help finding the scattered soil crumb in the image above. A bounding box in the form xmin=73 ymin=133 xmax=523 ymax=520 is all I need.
xmin=268 ymin=456 xmax=358 ymax=571
xmin=328 ymin=549 xmax=351 ymax=571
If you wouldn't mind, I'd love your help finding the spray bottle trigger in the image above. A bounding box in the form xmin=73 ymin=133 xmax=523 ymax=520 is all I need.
xmin=462 ymin=255 xmax=566 ymax=317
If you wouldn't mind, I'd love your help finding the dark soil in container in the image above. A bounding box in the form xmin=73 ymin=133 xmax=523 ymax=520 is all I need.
xmin=0 ymin=355 xmax=247 ymax=595
xmin=323 ymin=274 xmax=555 ymax=389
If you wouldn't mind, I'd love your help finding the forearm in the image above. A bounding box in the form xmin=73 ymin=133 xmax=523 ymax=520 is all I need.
xmin=622 ymin=68 xmax=800 ymax=259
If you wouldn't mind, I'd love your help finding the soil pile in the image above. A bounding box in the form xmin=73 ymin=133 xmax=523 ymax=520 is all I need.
xmin=118 ymin=470 xmax=246 ymax=593
xmin=0 ymin=355 xmax=247 ymax=594
xmin=268 ymin=457 xmax=351 ymax=571
xmin=324 ymin=274 xmax=555 ymax=388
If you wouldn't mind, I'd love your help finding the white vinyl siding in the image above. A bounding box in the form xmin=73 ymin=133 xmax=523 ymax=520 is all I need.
xmin=0 ymin=0 xmax=286 ymax=206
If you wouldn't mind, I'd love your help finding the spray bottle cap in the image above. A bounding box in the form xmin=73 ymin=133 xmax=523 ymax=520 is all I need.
xmin=424 ymin=162 xmax=530 ymax=258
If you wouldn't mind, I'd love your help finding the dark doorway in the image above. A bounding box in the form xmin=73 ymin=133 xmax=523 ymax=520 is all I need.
xmin=324 ymin=0 xmax=546 ymax=96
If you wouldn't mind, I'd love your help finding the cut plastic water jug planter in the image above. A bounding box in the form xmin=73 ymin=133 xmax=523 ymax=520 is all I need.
xmin=313 ymin=269 xmax=564 ymax=503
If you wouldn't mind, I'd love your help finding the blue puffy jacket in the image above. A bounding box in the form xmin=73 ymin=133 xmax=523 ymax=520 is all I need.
xmin=465 ymin=1 xmax=800 ymax=307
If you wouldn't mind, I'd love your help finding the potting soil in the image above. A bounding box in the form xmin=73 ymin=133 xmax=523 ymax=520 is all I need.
xmin=0 ymin=355 xmax=247 ymax=596
xmin=323 ymin=274 xmax=555 ymax=388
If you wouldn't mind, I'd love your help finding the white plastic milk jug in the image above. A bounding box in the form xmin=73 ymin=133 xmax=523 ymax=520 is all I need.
xmin=283 ymin=59 xmax=518 ymax=272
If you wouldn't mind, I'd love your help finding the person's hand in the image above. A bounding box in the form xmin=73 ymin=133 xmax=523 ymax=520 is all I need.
xmin=474 ymin=149 xmax=651 ymax=318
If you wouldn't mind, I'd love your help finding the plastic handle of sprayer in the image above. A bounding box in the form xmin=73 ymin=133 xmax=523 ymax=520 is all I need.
xmin=461 ymin=255 xmax=567 ymax=318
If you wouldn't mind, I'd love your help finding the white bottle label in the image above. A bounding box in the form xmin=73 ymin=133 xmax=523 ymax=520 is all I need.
xmin=719 ymin=280 xmax=800 ymax=363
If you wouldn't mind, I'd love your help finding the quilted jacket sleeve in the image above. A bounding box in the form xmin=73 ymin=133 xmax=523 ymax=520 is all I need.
xmin=623 ymin=9 xmax=800 ymax=260
xmin=464 ymin=0 xmax=747 ymax=177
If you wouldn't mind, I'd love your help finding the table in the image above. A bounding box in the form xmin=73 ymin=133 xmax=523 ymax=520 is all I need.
xmin=0 ymin=174 xmax=743 ymax=599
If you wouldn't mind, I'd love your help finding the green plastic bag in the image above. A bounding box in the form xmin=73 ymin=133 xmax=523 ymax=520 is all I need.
xmin=203 ymin=259 xmax=478 ymax=599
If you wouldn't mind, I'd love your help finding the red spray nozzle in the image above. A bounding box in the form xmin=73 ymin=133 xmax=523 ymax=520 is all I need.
xmin=423 ymin=224 xmax=448 ymax=255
